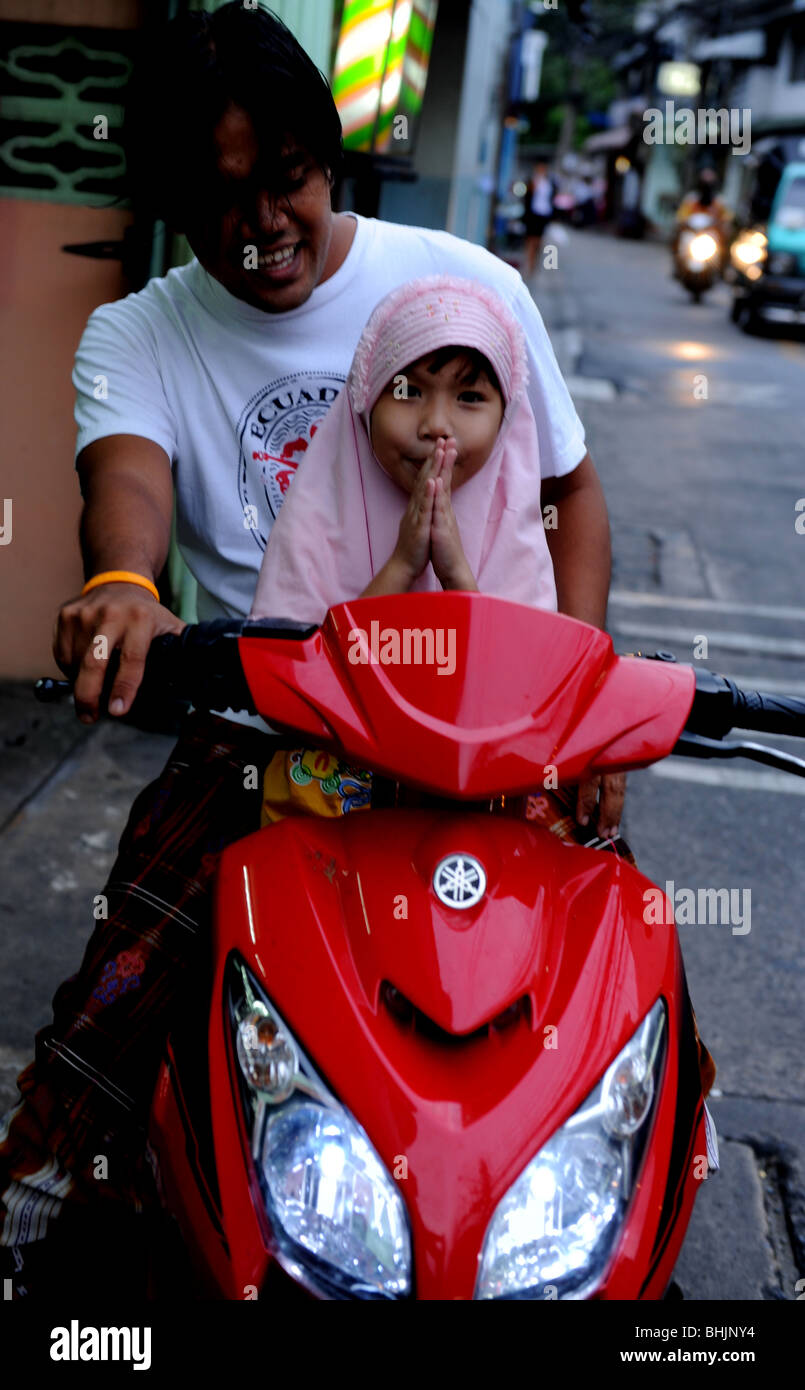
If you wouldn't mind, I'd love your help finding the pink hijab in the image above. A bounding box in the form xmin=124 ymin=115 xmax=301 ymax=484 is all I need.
xmin=250 ymin=274 xmax=557 ymax=624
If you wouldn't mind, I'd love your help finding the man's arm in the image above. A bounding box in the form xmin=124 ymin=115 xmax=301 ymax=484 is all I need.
xmin=541 ymin=449 xmax=624 ymax=838
xmin=541 ymin=450 xmax=611 ymax=628
xmin=56 ymin=435 xmax=186 ymax=723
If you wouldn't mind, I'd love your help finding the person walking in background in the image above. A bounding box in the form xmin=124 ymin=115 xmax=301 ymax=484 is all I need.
xmin=523 ymin=160 xmax=557 ymax=277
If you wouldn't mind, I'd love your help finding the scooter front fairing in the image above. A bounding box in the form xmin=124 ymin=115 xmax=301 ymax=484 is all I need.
xmin=203 ymin=805 xmax=705 ymax=1300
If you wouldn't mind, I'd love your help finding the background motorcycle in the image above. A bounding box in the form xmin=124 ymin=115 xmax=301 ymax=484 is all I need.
xmin=673 ymin=212 xmax=723 ymax=302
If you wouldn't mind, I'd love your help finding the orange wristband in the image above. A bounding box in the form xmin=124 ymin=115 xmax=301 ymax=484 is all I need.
xmin=81 ymin=570 xmax=160 ymax=602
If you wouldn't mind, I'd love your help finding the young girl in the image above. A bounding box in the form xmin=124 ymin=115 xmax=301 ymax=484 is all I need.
xmin=251 ymin=275 xmax=616 ymax=848
xmin=251 ymin=274 xmax=556 ymax=624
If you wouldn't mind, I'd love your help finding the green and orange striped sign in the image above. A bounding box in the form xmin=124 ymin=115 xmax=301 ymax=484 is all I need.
xmin=333 ymin=0 xmax=438 ymax=152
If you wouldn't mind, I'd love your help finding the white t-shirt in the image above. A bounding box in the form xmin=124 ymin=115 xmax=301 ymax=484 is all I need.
xmin=73 ymin=212 xmax=586 ymax=725
xmin=531 ymin=177 xmax=554 ymax=218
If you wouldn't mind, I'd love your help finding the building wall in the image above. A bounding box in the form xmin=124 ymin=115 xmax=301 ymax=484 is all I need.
xmin=737 ymin=38 xmax=805 ymax=121
xmin=446 ymin=0 xmax=513 ymax=245
xmin=0 ymin=203 xmax=135 ymax=679
xmin=0 ymin=0 xmax=142 ymax=23
xmin=0 ymin=0 xmax=141 ymax=678
xmin=640 ymin=140 xmax=684 ymax=230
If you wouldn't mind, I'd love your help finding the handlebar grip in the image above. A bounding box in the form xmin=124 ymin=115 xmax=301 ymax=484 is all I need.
xmin=134 ymin=620 xmax=257 ymax=715
xmin=730 ymin=686 xmax=805 ymax=737
xmin=686 ymin=669 xmax=805 ymax=739
xmin=34 ymin=619 xmax=315 ymax=717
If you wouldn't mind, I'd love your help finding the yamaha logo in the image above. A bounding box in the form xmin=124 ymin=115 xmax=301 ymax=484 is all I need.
xmin=432 ymin=854 xmax=487 ymax=909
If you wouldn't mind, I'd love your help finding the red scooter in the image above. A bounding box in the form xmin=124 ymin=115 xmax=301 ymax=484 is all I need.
xmin=38 ymin=593 xmax=805 ymax=1299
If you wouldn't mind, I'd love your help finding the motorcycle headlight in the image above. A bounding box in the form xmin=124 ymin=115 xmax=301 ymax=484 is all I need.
xmin=689 ymin=232 xmax=718 ymax=262
xmin=474 ymin=999 xmax=666 ymax=1300
xmin=227 ymin=956 xmax=412 ymax=1299
xmin=731 ymin=229 xmax=767 ymax=268
xmin=686 ymin=233 xmax=717 ymax=262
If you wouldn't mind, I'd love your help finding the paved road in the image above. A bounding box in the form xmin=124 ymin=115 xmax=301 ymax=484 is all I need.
xmin=533 ymin=225 xmax=805 ymax=1301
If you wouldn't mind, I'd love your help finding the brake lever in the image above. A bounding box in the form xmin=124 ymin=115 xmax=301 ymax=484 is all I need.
xmin=672 ymin=731 xmax=805 ymax=778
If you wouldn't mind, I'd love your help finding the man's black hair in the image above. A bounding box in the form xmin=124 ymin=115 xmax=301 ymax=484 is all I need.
xmin=123 ymin=2 xmax=343 ymax=230
xmin=421 ymin=345 xmax=504 ymax=400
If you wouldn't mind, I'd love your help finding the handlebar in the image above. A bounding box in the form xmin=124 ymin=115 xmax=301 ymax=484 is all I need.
xmin=684 ymin=668 xmax=805 ymax=740
xmin=35 ymin=619 xmax=313 ymax=720
xmin=36 ymin=622 xmax=805 ymax=749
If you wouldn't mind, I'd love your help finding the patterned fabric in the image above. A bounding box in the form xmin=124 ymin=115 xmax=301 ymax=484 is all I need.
xmin=0 ymin=712 xmax=275 ymax=1253
xmin=262 ymin=748 xmax=373 ymax=823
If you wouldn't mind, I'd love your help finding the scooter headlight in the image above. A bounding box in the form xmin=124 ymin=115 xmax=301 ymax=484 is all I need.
xmin=259 ymin=1100 xmax=409 ymax=1296
xmin=227 ymin=957 xmax=412 ymax=1299
xmin=475 ymin=999 xmax=666 ymax=1300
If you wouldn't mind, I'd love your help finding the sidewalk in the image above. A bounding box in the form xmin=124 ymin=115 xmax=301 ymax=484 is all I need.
xmin=0 ymin=682 xmax=172 ymax=1112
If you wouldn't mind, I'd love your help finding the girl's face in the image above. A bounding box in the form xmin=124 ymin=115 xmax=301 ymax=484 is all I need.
xmin=369 ymin=351 xmax=504 ymax=494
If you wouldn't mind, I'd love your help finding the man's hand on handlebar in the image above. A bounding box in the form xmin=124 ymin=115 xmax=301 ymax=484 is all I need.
xmin=54 ymin=582 xmax=187 ymax=723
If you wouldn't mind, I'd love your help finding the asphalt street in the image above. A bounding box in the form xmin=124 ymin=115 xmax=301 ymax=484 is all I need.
xmin=532 ymin=224 xmax=805 ymax=1300
xmin=0 ymin=225 xmax=802 ymax=1303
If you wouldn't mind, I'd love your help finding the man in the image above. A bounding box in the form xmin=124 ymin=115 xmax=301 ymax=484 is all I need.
xmin=676 ymin=167 xmax=731 ymax=234
xmin=0 ymin=2 xmax=620 ymax=1296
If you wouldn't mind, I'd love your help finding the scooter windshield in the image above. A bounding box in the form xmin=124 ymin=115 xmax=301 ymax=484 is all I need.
xmin=237 ymin=593 xmax=695 ymax=798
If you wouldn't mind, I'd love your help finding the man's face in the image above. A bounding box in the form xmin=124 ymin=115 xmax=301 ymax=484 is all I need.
xmin=184 ymin=105 xmax=335 ymax=313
